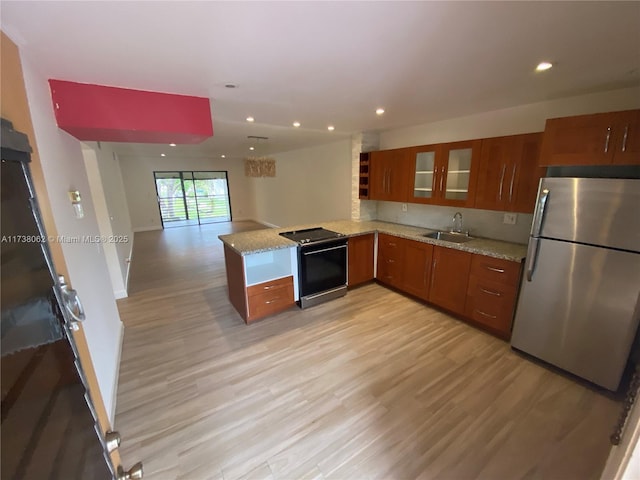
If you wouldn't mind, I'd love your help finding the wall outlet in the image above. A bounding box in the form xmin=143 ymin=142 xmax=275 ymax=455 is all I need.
xmin=503 ymin=212 xmax=517 ymax=225
xmin=401 ymin=203 xmax=408 ymax=212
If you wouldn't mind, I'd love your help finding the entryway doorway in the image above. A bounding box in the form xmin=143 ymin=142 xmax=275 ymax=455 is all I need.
xmin=154 ymin=171 xmax=232 ymax=228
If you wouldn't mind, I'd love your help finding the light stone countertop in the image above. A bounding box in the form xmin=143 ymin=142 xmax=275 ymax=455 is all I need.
xmin=219 ymin=220 xmax=528 ymax=262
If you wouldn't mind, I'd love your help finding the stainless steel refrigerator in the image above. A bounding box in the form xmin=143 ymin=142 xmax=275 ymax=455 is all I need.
xmin=511 ymin=177 xmax=640 ymax=391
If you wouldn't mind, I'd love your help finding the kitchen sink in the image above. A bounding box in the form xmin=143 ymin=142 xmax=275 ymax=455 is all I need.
xmin=423 ymin=231 xmax=474 ymax=243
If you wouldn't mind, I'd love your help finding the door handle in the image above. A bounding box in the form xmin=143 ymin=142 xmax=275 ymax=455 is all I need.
xmin=59 ymin=275 xmax=86 ymax=327
xmin=525 ymin=237 xmax=541 ymax=282
xmin=531 ymin=188 xmax=549 ymax=237
xmin=622 ymin=125 xmax=629 ymax=152
xmin=508 ymin=164 xmax=517 ymax=203
xmin=498 ymin=164 xmax=506 ymax=201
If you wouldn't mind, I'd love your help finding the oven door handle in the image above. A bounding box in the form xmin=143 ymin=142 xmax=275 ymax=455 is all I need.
xmin=302 ymin=244 xmax=347 ymax=255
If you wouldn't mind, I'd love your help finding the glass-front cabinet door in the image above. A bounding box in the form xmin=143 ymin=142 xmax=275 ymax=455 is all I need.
xmin=440 ymin=140 xmax=480 ymax=206
xmin=410 ymin=140 xmax=480 ymax=206
xmin=444 ymin=147 xmax=472 ymax=201
xmin=413 ymin=147 xmax=437 ymax=201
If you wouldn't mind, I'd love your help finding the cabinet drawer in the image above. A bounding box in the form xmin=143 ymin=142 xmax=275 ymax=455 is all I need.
xmin=466 ymin=276 xmax=517 ymax=335
xmin=247 ymin=276 xmax=293 ymax=298
xmin=377 ymin=255 xmax=402 ymax=286
xmin=378 ymin=233 xmax=402 ymax=252
xmin=247 ymin=282 xmax=294 ymax=321
xmin=470 ymin=255 xmax=521 ymax=286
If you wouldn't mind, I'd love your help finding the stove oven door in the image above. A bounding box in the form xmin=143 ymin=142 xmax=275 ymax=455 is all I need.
xmin=298 ymin=239 xmax=348 ymax=300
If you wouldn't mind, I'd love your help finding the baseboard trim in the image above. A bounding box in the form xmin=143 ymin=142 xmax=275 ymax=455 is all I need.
xmin=132 ymin=226 xmax=162 ymax=232
xmin=114 ymin=289 xmax=128 ymax=299
xmin=110 ymin=321 xmax=124 ymax=425
xmin=253 ymin=219 xmax=280 ymax=228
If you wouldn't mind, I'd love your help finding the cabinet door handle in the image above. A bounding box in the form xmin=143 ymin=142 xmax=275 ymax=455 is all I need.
xmin=498 ymin=164 xmax=506 ymax=201
xmin=508 ymin=164 xmax=517 ymax=203
xmin=604 ymin=126 xmax=611 ymax=153
xmin=263 ymin=285 xmax=277 ymax=290
xmin=480 ymin=288 xmax=502 ymax=297
xmin=387 ymin=259 xmax=395 ymax=263
xmin=439 ymin=166 xmax=445 ymax=195
xmin=622 ymin=125 xmax=629 ymax=152
xmin=265 ymin=297 xmax=280 ymax=304
xmin=475 ymin=309 xmax=498 ymax=319
xmin=486 ymin=266 xmax=505 ymax=273
xmin=431 ymin=257 xmax=438 ymax=289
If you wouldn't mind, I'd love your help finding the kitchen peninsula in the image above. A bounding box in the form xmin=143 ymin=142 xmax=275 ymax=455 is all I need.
xmin=219 ymin=220 xmax=527 ymax=339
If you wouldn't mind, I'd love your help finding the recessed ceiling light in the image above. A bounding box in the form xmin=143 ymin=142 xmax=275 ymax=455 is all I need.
xmin=161 ymin=153 xmax=166 ymax=157
xmin=535 ymin=61 xmax=553 ymax=72
xmin=246 ymin=116 xmax=255 ymax=122
xmin=169 ymin=143 xmax=176 ymax=147
xmin=376 ymin=108 xmax=385 ymax=115
xmin=293 ymin=121 xmax=301 ymax=128
xmin=327 ymin=125 xmax=335 ymax=131
xmin=221 ymin=154 xmax=226 ymax=158
xmin=249 ymin=146 xmax=255 ymax=151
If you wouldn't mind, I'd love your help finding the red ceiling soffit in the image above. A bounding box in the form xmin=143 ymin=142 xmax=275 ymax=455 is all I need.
xmin=48 ymin=79 xmax=213 ymax=144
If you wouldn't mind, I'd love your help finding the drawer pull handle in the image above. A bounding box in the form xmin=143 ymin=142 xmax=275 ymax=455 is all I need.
xmin=265 ymin=298 xmax=280 ymax=304
xmin=388 ymin=259 xmax=395 ymax=263
xmin=263 ymin=285 xmax=276 ymax=290
xmin=480 ymin=288 xmax=502 ymax=297
xmin=475 ymin=309 xmax=497 ymax=319
xmin=388 ymin=242 xmax=397 ymax=247
xmin=486 ymin=266 xmax=505 ymax=273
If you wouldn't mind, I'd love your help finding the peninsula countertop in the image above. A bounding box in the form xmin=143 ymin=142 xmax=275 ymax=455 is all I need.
xmin=219 ymin=220 xmax=528 ymax=262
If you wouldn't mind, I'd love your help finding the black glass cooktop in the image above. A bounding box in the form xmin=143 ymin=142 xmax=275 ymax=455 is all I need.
xmin=279 ymin=227 xmax=345 ymax=244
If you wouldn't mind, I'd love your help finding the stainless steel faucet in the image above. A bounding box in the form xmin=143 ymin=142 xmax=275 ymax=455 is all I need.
xmin=452 ymin=212 xmax=463 ymax=233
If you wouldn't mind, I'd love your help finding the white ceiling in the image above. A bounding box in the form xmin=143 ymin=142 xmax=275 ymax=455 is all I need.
xmin=2 ymin=1 xmax=639 ymax=160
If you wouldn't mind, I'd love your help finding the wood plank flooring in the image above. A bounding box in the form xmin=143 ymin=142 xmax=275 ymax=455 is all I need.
xmin=115 ymin=221 xmax=620 ymax=480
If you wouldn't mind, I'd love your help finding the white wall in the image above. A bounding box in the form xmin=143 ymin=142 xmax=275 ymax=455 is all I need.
xmin=21 ymin=55 xmax=123 ymax=423
xmin=374 ymin=86 xmax=640 ymax=242
xmin=252 ymin=139 xmax=352 ymax=227
xmin=379 ymin=86 xmax=640 ymax=149
xmin=82 ymin=142 xmax=133 ymax=298
xmin=118 ymin=155 xmax=255 ymax=231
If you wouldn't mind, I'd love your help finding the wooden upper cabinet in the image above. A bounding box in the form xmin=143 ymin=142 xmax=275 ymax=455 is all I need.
xmin=370 ymin=149 xmax=411 ymax=202
xmin=475 ymin=133 xmax=544 ymax=213
xmin=612 ymin=109 xmax=640 ymax=165
xmin=540 ymin=109 xmax=640 ymax=166
xmin=428 ymin=246 xmax=472 ymax=315
xmin=409 ymin=140 xmax=481 ymax=207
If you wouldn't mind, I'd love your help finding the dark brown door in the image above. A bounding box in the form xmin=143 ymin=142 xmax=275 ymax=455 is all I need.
xmin=1 ymin=155 xmax=114 ymax=478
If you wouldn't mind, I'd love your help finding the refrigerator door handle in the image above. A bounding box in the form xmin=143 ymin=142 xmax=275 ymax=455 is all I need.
xmin=531 ymin=188 xmax=550 ymax=237
xmin=525 ymin=237 xmax=540 ymax=282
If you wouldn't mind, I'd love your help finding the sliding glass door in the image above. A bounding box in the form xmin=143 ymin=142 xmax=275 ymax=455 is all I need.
xmin=154 ymin=171 xmax=231 ymax=228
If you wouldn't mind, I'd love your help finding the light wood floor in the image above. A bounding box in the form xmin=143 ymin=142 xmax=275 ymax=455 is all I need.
xmin=115 ymin=221 xmax=620 ymax=480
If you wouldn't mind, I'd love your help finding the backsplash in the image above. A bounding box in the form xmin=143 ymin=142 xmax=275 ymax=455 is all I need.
xmin=376 ymin=201 xmax=532 ymax=244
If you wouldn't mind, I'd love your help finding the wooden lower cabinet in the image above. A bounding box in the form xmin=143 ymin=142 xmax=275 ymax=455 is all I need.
xmin=247 ymin=276 xmax=295 ymax=323
xmin=377 ymin=233 xmax=404 ymax=289
xmin=465 ymin=255 xmax=522 ymax=339
xmin=348 ymin=233 xmax=375 ymax=287
xmin=376 ymin=234 xmax=433 ymax=298
xmin=428 ymin=246 xmax=472 ymax=315
xmin=374 ymin=234 xmax=523 ymax=339
xmin=223 ymin=244 xmax=295 ymax=324
xmin=400 ymin=239 xmax=432 ymax=301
